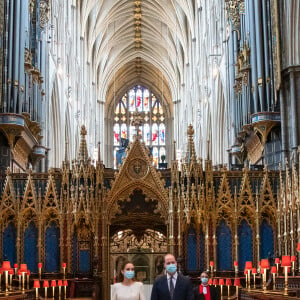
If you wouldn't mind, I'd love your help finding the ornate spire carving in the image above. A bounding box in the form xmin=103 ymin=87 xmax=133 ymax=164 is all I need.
xmin=78 ymin=125 xmax=89 ymax=162
xmin=186 ymin=124 xmax=197 ymax=163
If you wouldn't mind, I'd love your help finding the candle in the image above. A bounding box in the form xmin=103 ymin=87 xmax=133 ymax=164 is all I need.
xmin=26 ymin=270 xmax=30 ymax=290
xmin=260 ymin=259 xmax=269 ymax=292
xmin=245 ymin=261 xmax=252 ymax=289
xmin=9 ymin=269 xmax=14 ymax=290
xmin=33 ymin=280 xmax=40 ymax=299
xmin=219 ymin=278 xmax=224 ymax=296
xmin=226 ymin=278 xmax=232 ymax=297
xmin=271 ymin=266 xmax=277 ymax=290
xmin=234 ymin=278 xmax=240 ymax=297
xmin=62 ymin=263 xmax=67 ymax=279
xmin=43 ymin=280 xmax=49 ymax=298
xmin=19 ymin=264 xmax=27 ymax=292
xmin=63 ymin=280 xmax=68 ymax=299
xmin=51 ymin=280 xmax=56 ymax=298
xmin=38 ymin=263 xmax=42 ymax=280
xmin=252 ymin=268 xmax=257 ymax=289
xmin=14 ymin=263 xmax=18 ymax=279
xmin=281 ymin=256 xmax=291 ymax=296
xmin=2 ymin=261 xmax=11 ymax=294
xmin=58 ymin=280 xmax=63 ymax=298
xmin=275 ymin=258 xmax=280 ymax=276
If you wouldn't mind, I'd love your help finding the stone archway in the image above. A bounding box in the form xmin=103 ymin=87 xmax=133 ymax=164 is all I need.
xmin=102 ymin=137 xmax=170 ymax=298
xmin=109 ymin=188 xmax=168 ymax=284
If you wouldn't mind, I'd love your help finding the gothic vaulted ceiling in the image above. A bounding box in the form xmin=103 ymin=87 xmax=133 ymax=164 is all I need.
xmin=80 ymin=0 xmax=196 ymax=112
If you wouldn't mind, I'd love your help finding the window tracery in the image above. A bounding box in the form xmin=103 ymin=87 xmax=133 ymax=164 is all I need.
xmin=113 ymin=86 xmax=166 ymax=169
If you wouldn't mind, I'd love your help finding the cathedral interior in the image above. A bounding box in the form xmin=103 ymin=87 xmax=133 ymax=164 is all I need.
xmin=0 ymin=0 xmax=300 ymax=299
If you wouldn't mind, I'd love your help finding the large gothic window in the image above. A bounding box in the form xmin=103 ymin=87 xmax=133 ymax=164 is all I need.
xmin=113 ymin=86 xmax=166 ymax=169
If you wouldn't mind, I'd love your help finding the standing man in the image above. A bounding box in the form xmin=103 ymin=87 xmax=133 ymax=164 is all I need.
xmin=151 ymin=253 xmax=193 ymax=300
xmin=193 ymin=271 xmax=220 ymax=300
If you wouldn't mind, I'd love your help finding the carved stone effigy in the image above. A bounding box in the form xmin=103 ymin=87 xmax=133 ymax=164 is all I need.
xmin=0 ymin=125 xmax=299 ymax=299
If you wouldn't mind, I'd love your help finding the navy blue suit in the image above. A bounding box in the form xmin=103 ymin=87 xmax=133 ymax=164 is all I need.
xmin=150 ymin=274 xmax=193 ymax=300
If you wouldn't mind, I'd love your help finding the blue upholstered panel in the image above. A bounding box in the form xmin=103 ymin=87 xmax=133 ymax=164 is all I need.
xmin=79 ymin=250 xmax=90 ymax=273
xmin=24 ymin=222 xmax=38 ymax=272
xmin=199 ymin=230 xmax=205 ymax=271
xmin=238 ymin=220 xmax=253 ymax=271
xmin=3 ymin=223 xmax=16 ymax=264
xmin=260 ymin=219 xmax=274 ymax=259
xmin=187 ymin=227 xmax=197 ymax=271
xmin=45 ymin=222 xmax=60 ymax=272
xmin=217 ymin=220 xmax=232 ymax=270
xmin=72 ymin=234 xmax=77 ymax=273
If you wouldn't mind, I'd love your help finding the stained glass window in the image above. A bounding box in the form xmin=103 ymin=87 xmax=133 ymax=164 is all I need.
xmin=113 ymin=85 xmax=166 ymax=168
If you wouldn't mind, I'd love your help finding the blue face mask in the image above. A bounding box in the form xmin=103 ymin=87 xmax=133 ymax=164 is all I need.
xmin=124 ymin=270 xmax=135 ymax=279
xmin=201 ymin=277 xmax=209 ymax=284
xmin=166 ymin=264 xmax=177 ymax=274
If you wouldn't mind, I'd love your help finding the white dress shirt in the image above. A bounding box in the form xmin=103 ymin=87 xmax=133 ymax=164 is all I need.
xmin=203 ymin=285 xmax=208 ymax=294
xmin=167 ymin=272 xmax=178 ymax=291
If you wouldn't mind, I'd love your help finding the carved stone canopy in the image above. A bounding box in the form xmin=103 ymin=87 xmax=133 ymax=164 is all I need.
xmin=110 ymin=189 xmax=166 ymax=240
xmin=107 ymin=136 xmax=169 ymax=221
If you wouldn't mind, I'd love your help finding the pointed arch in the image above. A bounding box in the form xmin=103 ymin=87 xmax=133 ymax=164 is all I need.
xmin=3 ymin=222 xmax=17 ymax=264
xmin=24 ymin=222 xmax=38 ymax=272
xmin=217 ymin=219 xmax=232 ymax=271
xmin=260 ymin=219 xmax=274 ymax=259
xmin=186 ymin=225 xmax=197 ymax=271
xmin=45 ymin=220 xmax=60 ymax=272
xmin=238 ymin=219 xmax=253 ymax=271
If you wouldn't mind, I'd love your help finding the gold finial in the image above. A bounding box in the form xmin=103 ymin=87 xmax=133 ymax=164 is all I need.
xmin=187 ymin=124 xmax=194 ymax=136
xmin=80 ymin=125 xmax=87 ymax=136
xmin=78 ymin=125 xmax=89 ymax=162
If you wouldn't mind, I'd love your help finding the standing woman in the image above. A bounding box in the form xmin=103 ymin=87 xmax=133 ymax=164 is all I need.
xmin=112 ymin=261 xmax=146 ymax=300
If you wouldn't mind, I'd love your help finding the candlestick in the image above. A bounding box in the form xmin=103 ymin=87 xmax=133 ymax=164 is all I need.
xmin=18 ymin=273 xmax=21 ymax=290
xmin=33 ymin=280 xmax=40 ymax=300
xmin=209 ymin=261 xmax=214 ymax=277
xmin=291 ymin=256 xmax=296 ymax=276
xmin=219 ymin=279 xmax=224 ymax=297
xmin=63 ymin=280 xmax=68 ymax=300
xmin=284 ymin=267 xmax=288 ymax=296
xmin=38 ymin=263 xmax=42 ymax=280
xmin=260 ymin=259 xmax=269 ymax=292
xmin=22 ymin=273 xmax=25 ymax=292
xmin=14 ymin=264 xmax=18 ymax=279
xmin=58 ymin=280 xmax=63 ymax=298
xmin=62 ymin=263 xmax=67 ymax=279
xmin=252 ymin=268 xmax=257 ymax=289
xmin=281 ymin=256 xmax=291 ymax=296
xmin=226 ymin=278 xmax=232 ymax=298
xmin=247 ymin=269 xmax=251 ymax=289
xmin=27 ymin=271 xmax=30 ymax=290
xmin=2 ymin=261 xmax=11 ymax=294
xmin=51 ymin=280 xmax=56 ymax=298
xmin=9 ymin=269 xmax=13 ymax=290
xmin=5 ymin=271 xmax=9 ymax=294
xmin=234 ymin=278 xmax=240 ymax=298
xmin=43 ymin=280 xmax=49 ymax=299
xmin=19 ymin=264 xmax=27 ymax=292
